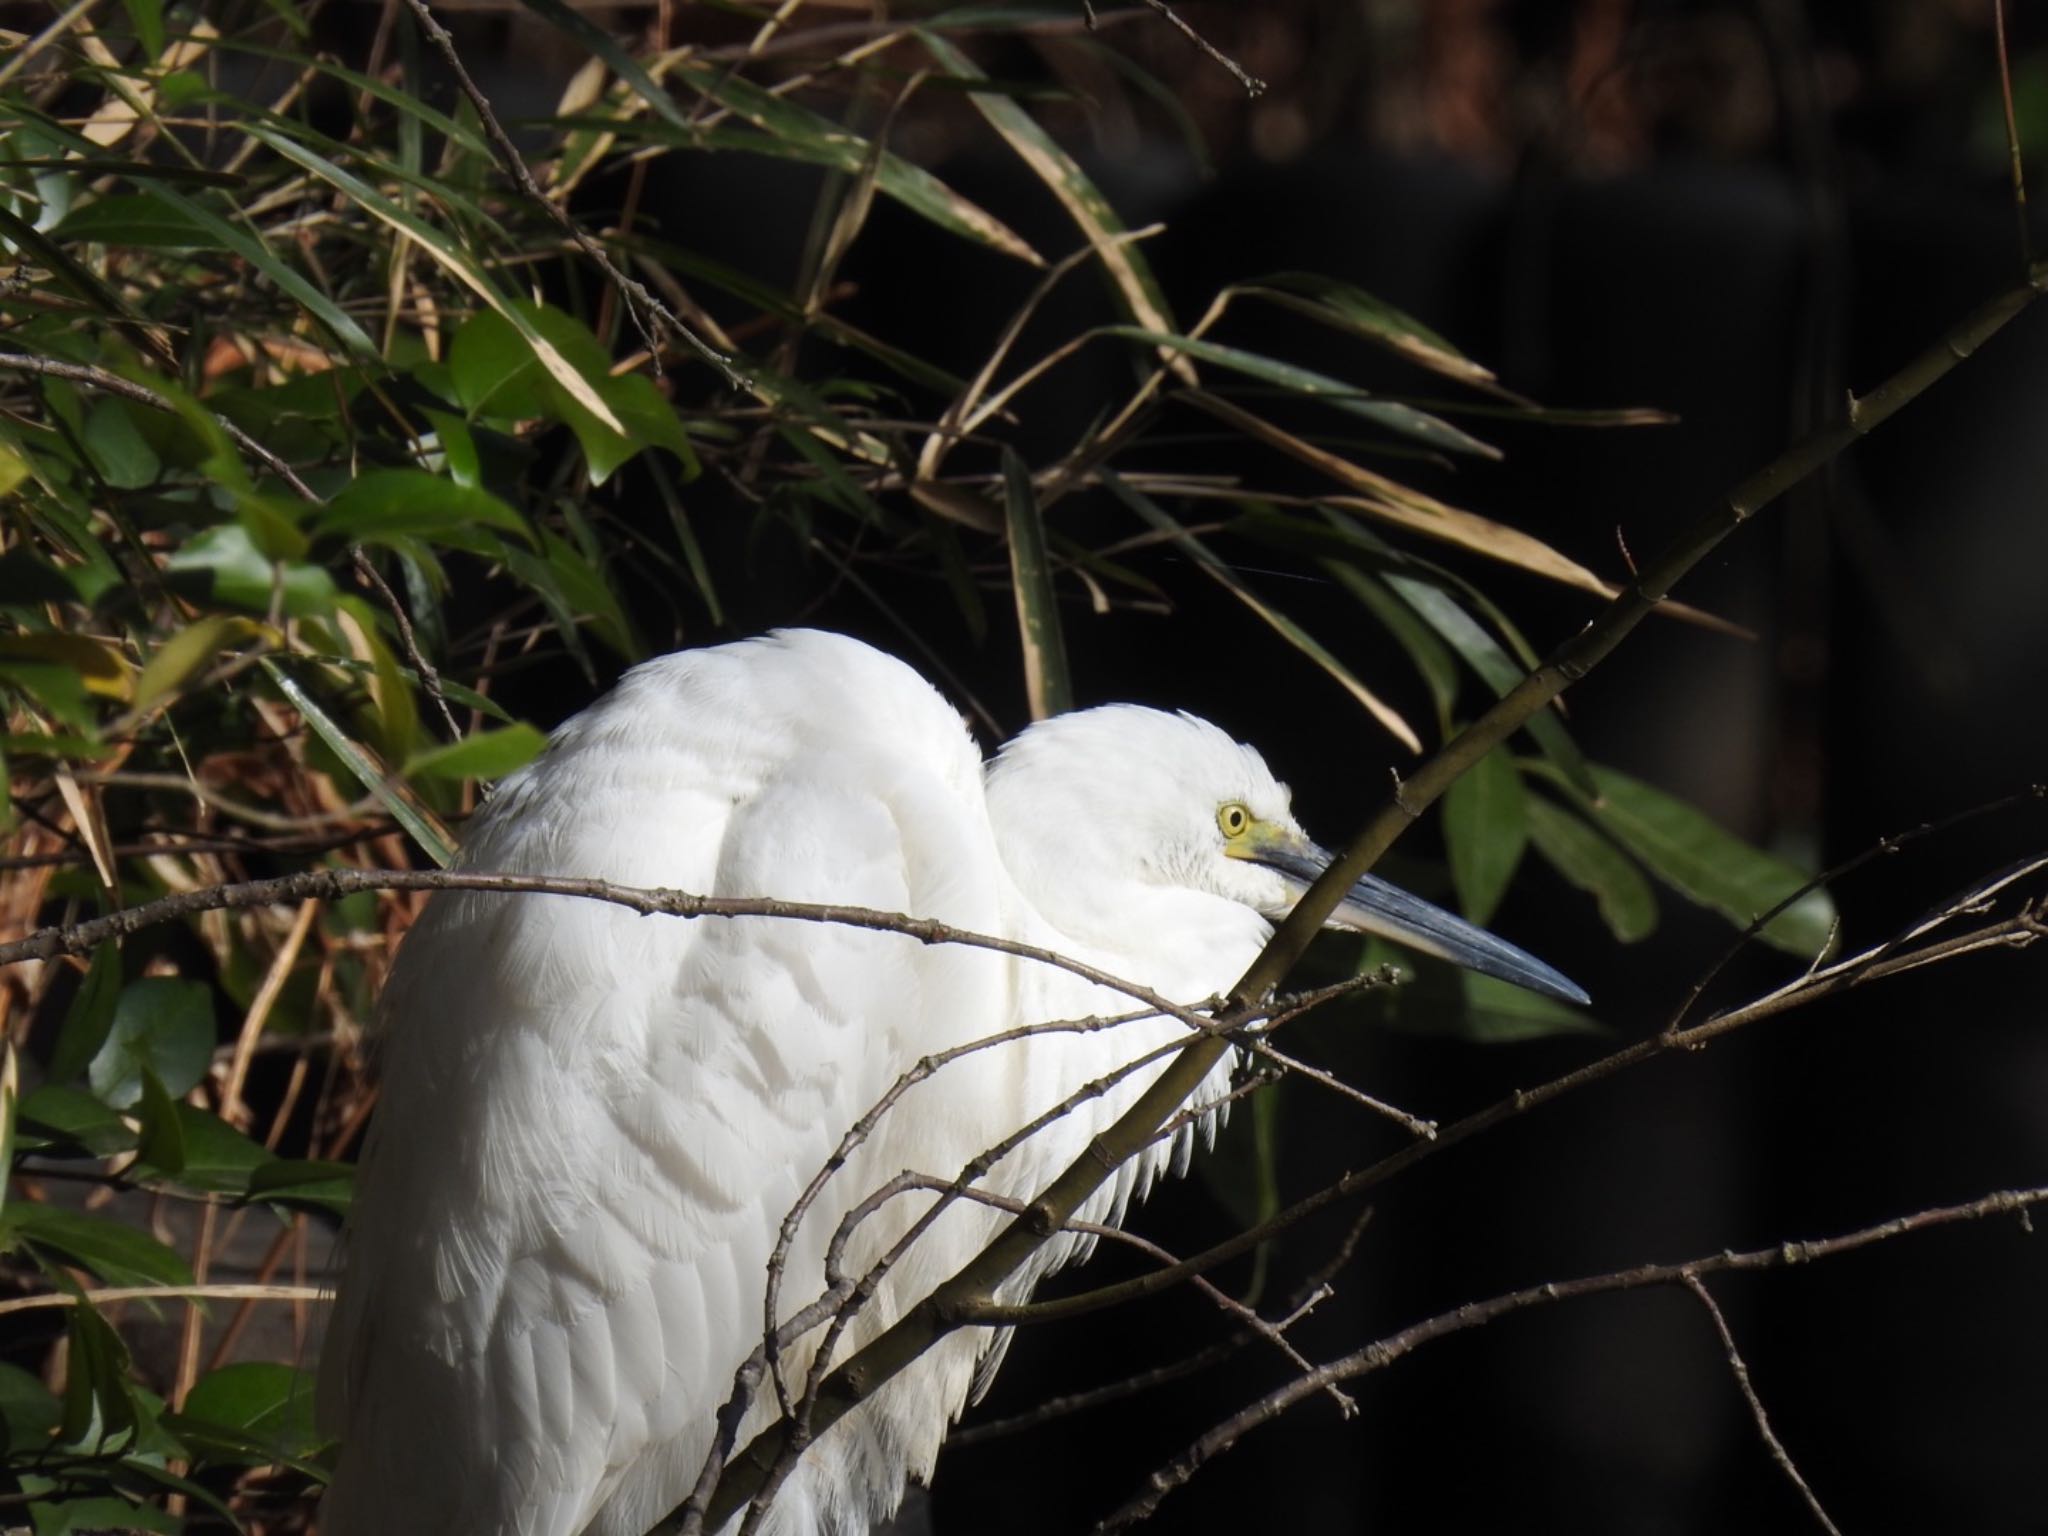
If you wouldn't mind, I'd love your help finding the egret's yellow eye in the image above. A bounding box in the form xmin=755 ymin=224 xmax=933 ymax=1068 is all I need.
xmin=1217 ymin=802 xmax=1251 ymax=838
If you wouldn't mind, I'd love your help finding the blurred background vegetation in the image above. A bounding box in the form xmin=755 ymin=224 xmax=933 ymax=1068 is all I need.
xmin=0 ymin=1 xmax=2043 ymax=1532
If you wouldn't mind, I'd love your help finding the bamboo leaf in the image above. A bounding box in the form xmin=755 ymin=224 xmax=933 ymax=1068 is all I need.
xmin=1442 ymin=744 xmax=1528 ymax=925
xmin=1102 ymin=472 xmax=1420 ymax=751
xmin=1101 ymin=327 xmax=1499 ymax=458
xmin=1534 ymin=762 xmax=1835 ymax=958
xmin=260 ymin=660 xmax=454 ymax=867
xmin=1235 ymin=273 xmax=1499 ymax=387
xmin=918 ymin=31 xmax=1175 ymax=342
xmin=1002 ymin=448 xmax=1072 ymax=718
xmin=1525 ymin=794 xmax=1658 ymax=944
xmin=134 ymin=615 xmax=258 ymax=711
xmin=404 ymin=723 xmax=549 ymax=784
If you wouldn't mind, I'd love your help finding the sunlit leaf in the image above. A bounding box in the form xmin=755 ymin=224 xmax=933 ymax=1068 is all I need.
xmin=1102 ymin=327 xmax=1498 ymax=458
xmin=134 ymin=613 xmax=259 ymax=710
xmin=404 ymin=723 xmax=549 ymax=783
xmin=260 ymin=660 xmax=455 ymax=867
xmin=317 ymin=469 xmax=529 ymax=545
xmin=165 ymin=524 xmax=337 ymax=617
xmin=1235 ymin=272 xmax=1499 ymax=387
xmin=0 ymin=636 xmax=132 ymax=701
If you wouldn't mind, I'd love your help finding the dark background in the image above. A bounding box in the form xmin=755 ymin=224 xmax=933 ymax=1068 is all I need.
xmin=433 ymin=2 xmax=2048 ymax=1531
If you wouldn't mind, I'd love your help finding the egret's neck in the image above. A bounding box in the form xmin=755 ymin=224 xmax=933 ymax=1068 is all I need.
xmin=995 ymin=840 xmax=1271 ymax=1007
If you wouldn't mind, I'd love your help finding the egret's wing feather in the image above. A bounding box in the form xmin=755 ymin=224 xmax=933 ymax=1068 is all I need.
xmin=317 ymin=632 xmax=1017 ymax=1536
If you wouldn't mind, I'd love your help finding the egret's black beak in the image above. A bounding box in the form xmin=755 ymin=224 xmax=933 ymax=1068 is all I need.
xmin=1248 ymin=837 xmax=1591 ymax=1007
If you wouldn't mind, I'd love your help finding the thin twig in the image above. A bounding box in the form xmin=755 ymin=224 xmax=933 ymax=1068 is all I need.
xmin=1101 ymin=1185 xmax=2048 ymax=1528
xmin=0 ymin=868 xmax=1225 ymax=1035
xmin=1993 ymin=0 xmax=2032 ymax=266
xmin=349 ymin=547 xmax=463 ymax=743
xmin=1128 ymin=0 xmax=1265 ymax=96
xmin=0 ymin=1282 xmax=328 ymax=1318
xmin=1681 ymin=1274 xmax=1845 ymax=1536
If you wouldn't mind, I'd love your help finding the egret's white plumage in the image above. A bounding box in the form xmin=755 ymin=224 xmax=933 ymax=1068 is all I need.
xmin=317 ymin=629 xmax=1581 ymax=1536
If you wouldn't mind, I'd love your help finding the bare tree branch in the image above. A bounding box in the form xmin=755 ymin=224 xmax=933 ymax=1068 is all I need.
xmin=1682 ymin=1273 xmax=1845 ymax=1536
xmin=1103 ymin=1185 xmax=2048 ymax=1529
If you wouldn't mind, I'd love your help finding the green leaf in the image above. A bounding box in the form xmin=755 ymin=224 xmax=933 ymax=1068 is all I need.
xmin=15 ymin=1084 xmax=137 ymax=1158
xmin=246 ymin=1157 xmax=353 ymax=1216
xmin=1553 ymin=764 xmax=1835 ymax=958
xmin=164 ymin=523 xmax=337 ymax=617
xmin=447 ymin=306 xmax=696 ymax=485
xmin=133 ymin=1069 xmax=186 ymax=1175
xmin=176 ymin=1362 xmax=321 ymax=1458
xmin=259 ymin=659 xmax=455 ymax=867
xmin=134 ymin=613 xmax=257 ymax=710
xmin=48 ymin=945 xmax=122 ymax=1084
xmin=1456 ymin=970 xmax=1607 ymax=1043
xmin=87 ymin=977 xmax=215 ymax=1110
xmin=1101 ymin=327 xmax=1499 ymax=458
xmin=0 ymin=1361 xmax=61 ymax=1451
xmin=1525 ymin=794 xmax=1657 ymax=944
xmin=28 ymin=1496 xmax=180 ymax=1536
xmin=122 ymin=0 xmax=166 ymax=57
xmin=51 ymin=192 xmax=226 ymax=249
xmin=421 ymin=407 xmax=481 ymax=489
xmin=1236 ymin=272 xmax=1498 ymax=387
xmin=1001 ymin=448 xmax=1071 ymax=719
xmin=318 ymin=468 xmax=529 ymax=545
xmin=1442 ymin=744 xmax=1528 ymax=926
xmin=1323 ymin=564 xmax=1459 ymax=731
xmin=136 ymin=181 xmax=380 ymax=361
xmin=57 ymin=1303 xmax=137 ymax=1453
xmin=80 ymin=398 xmax=161 ymax=488
xmin=151 ymin=1106 xmax=271 ymax=1196
xmin=1378 ymin=566 xmax=1595 ymax=795
xmin=6 ymin=1205 xmax=195 ymax=1290
xmin=404 ymin=723 xmax=548 ymax=784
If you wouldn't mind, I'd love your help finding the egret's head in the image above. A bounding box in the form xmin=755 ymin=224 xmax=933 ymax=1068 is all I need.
xmin=986 ymin=705 xmax=1587 ymax=1005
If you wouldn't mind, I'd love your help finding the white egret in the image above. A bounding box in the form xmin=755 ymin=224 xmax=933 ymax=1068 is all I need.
xmin=316 ymin=629 xmax=1583 ymax=1536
